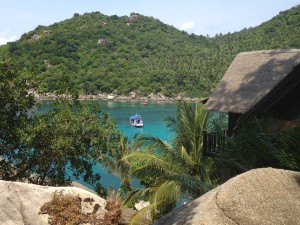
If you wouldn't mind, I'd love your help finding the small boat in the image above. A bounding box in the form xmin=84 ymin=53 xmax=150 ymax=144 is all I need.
xmin=130 ymin=114 xmax=144 ymax=127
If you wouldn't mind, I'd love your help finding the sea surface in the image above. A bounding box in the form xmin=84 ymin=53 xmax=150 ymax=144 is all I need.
xmin=39 ymin=100 xmax=177 ymax=191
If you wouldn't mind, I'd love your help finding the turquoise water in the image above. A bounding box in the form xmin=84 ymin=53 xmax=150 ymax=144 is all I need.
xmin=88 ymin=100 xmax=176 ymax=191
xmin=39 ymin=100 xmax=177 ymax=191
xmin=97 ymin=100 xmax=176 ymax=142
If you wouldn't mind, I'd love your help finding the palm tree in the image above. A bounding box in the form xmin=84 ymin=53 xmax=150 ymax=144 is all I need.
xmin=102 ymin=135 xmax=132 ymax=197
xmin=123 ymin=102 xmax=218 ymax=223
xmin=164 ymin=101 xmax=220 ymax=184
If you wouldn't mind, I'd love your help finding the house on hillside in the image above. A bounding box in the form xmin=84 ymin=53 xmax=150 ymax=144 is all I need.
xmin=203 ymin=49 xmax=300 ymax=156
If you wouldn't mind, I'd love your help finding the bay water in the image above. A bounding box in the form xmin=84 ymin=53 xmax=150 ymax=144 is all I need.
xmin=40 ymin=100 xmax=177 ymax=191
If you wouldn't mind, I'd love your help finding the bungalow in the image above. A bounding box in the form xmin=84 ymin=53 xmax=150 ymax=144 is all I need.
xmin=203 ymin=49 xmax=300 ymax=156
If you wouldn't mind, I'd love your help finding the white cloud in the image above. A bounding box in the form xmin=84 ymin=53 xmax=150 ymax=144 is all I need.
xmin=179 ymin=21 xmax=196 ymax=31
xmin=0 ymin=36 xmax=18 ymax=45
xmin=0 ymin=29 xmax=18 ymax=45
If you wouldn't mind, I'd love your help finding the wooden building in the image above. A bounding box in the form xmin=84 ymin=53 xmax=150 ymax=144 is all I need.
xmin=203 ymin=49 xmax=300 ymax=156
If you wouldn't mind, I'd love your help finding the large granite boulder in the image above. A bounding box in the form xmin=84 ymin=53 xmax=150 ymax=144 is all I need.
xmin=155 ymin=168 xmax=300 ymax=225
xmin=0 ymin=180 xmax=106 ymax=225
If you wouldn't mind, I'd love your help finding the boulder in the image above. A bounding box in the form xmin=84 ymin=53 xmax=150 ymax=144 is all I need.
xmin=107 ymin=94 xmax=116 ymax=100
xmin=30 ymin=34 xmax=41 ymax=41
xmin=43 ymin=59 xmax=53 ymax=68
xmin=129 ymin=92 xmax=137 ymax=99
xmin=0 ymin=180 xmax=106 ymax=225
xmin=155 ymin=168 xmax=300 ymax=225
xmin=134 ymin=200 xmax=150 ymax=211
xmin=124 ymin=14 xmax=138 ymax=25
xmin=98 ymin=38 xmax=113 ymax=45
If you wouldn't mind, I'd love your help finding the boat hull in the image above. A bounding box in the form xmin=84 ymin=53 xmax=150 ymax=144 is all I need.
xmin=130 ymin=123 xmax=144 ymax=127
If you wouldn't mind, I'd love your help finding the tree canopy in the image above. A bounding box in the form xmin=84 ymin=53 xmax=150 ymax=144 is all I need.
xmin=2 ymin=5 xmax=300 ymax=98
xmin=0 ymin=58 xmax=121 ymax=186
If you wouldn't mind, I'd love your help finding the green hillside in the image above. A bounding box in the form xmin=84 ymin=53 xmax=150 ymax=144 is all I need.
xmin=2 ymin=5 xmax=300 ymax=97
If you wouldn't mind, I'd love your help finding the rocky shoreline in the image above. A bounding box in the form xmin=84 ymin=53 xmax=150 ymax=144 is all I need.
xmin=35 ymin=92 xmax=206 ymax=103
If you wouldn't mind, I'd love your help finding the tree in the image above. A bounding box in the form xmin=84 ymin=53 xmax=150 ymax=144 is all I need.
xmin=0 ymin=58 xmax=121 ymax=186
xmin=15 ymin=99 xmax=120 ymax=185
xmin=216 ymin=116 xmax=300 ymax=175
xmin=102 ymin=135 xmax=132 ymax=196
xmin=123 ymin=102 xmax=218 ymax=222
xmin=0 ymin=57 xmax=36 ymax=179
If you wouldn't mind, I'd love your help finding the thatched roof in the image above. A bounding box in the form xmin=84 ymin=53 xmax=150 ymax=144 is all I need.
xmin=205 ymin=49 xmax=300 ymax=113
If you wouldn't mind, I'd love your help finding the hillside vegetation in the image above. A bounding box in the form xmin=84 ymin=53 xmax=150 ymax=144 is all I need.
xmin=2 ymin=5 xmax=300 ymax=97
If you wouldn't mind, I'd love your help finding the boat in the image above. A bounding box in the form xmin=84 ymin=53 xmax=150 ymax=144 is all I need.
xmin=130 ymin=114 xmax=144 ymax=127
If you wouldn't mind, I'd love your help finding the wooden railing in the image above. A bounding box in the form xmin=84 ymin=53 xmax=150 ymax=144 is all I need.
xmin=203 ymin=130 xmax=227 ymax=157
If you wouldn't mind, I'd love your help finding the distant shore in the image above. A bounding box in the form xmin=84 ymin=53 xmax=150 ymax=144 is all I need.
xmin=34 ymin=92 xmax=207 ymax=103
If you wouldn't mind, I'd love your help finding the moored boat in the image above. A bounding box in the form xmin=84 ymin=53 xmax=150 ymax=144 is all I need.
xmin=130 ymin=114 xmax=144 ymax=127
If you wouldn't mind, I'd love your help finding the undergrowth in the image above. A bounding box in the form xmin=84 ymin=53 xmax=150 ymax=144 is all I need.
xmin=40 ymin=190 xmax=123 ymax=225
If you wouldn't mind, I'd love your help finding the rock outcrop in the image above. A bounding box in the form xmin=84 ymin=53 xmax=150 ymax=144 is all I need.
xmin=30 ymin=34 xmax=41 ymax=41
xmin=0 ymin=180 xmax=106 ymax=225
xmin=98 ymin=38 xmax=113 ymax=45
xmin=155 ymin=168 xmax=300 ymax=225
xmin=34 ymin=91 xmax=202 ymax=102
xmin=125 ymin=14 xmax=138 ymax=25
xmin=2 ymin=168 xmax=299 ymax=224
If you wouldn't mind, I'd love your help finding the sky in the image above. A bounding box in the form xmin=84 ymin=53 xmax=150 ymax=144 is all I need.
xmin=0 ymin=0 xmax=299 ymax=45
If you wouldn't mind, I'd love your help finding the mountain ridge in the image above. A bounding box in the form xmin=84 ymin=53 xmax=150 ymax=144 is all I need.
xmin=1 ymin=5 xmax=300 ymax=98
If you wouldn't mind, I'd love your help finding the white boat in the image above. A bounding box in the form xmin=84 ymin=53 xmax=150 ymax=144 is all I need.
xmin=130 ymin=114 xmax=144 ymax=127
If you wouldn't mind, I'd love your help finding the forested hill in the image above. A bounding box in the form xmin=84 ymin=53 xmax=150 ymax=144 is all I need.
xmin=2 ymin=5 xmax=300 ymax=98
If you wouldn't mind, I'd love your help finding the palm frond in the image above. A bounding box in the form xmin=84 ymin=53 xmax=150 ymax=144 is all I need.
xmin=165 ymin=172 xmax=212 ymax=196
xmin=128 ymin=204 xmax=153 ymax=225
xmin=123 ymin=188 xmax=151 ymax=206
xmin=133 ymin=135 xmax=175 ymax=154
xmin=123 ymin=152 xmax=186 ymax=177
xmin=150 ymin=181 xmax=181 ymax=207
xmin=125 ymin=181 xmax=187 ymax=224
xmin=179 ymin=146 xmax=195 ymax=166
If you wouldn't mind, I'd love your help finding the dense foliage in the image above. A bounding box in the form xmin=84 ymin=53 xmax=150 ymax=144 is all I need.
xmin=0 ymin=58 xmax=121 ymax=186
xmin=101 ymin=135 xmax=132 ymax=196
xmin=2 ymin=5 xmax=300 ymax=97
xmin=0 ymin=57 xmax=37 ymax=179
xmin=216 ymin=116 xmax=300 ymax=175
xmin=123 ymin=102 xmax=220 ymax=223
